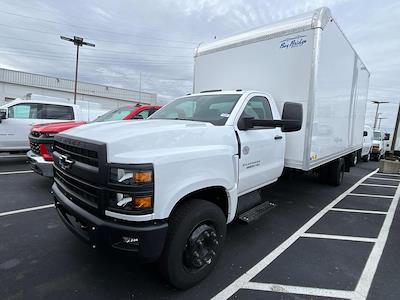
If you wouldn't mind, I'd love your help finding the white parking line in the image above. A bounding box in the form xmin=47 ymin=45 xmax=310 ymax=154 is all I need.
xmin=354 ymin=176 xmax=400 ymax=298
xmin=349 ymin=193 xmax=393 ymax=199
xmin=301 ymin=233 xmax=377 ymax=243
xmin=360 ymin=183 xmax=398 ymax=188
xmin=212 ymin=168 xmax=379 ymax=300
xmin=330 ymin=207 xmax=387 ymax=215
xmin=241 ymin=282 xmax=355 ymax=299
xmin=0 ymin=204 xmax=55 ymax=217
xmin=0 ymin=170 xmax=34 ymax=175
xmin=369 ymin=176 xmax=400 ymax=182
xmin=374 ymin=173 xmax=400 ymax=177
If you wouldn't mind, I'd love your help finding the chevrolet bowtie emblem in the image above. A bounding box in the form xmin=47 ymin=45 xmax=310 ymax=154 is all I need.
xmin=59 ymin=154 xmax=75 ymax=170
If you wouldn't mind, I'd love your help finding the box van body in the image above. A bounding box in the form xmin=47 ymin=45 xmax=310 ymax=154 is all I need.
xmin=194 ymin=7 xmax=370 ymax=171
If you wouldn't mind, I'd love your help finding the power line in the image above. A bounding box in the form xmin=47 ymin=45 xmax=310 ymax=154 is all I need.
xmin=0 ymin=22 xmax=195 ymax=49
xmin=0 ymin=46 xmax=192 ymax=63
xmin=0 ymin=51 xmax=193 ymax=66
xmin=0 ymin=9 xmax=199 ymax=44
xmin=0 ymin=35 xmax=192 ymax=58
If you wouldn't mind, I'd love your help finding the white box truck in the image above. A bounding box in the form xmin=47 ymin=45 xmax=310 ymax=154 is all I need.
xmin=51 ymin=7 xmax=369 ymax=289
xmin=194 ymin=6 xmax=370 ymax=171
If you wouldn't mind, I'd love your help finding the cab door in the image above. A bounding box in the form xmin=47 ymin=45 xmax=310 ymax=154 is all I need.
xmin=0 ymin=102 xmax=41 ymax=151
xmin=235 ymin=95 xmax=285 ymax=195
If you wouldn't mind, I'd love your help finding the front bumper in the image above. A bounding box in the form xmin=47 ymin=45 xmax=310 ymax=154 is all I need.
xmin=52 ymin=183 xmax=168 ymax=262
xmin=27 ymin=150 xmax=53 ymax=177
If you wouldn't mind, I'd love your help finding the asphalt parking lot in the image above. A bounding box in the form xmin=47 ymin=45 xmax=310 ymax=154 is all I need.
xmin=1 ymin=157 xmax=399 ymax=300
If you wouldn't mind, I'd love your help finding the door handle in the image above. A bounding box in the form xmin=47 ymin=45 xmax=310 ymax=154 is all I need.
xmin=274 ymin=135 xmax=283 ymax=140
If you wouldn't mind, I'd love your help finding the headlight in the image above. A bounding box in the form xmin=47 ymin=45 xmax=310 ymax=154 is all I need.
xmin=108 ymin=164 xmax=154 ymax=213
xmin=109 ymin=166 xmax=153 ymax=185
xmin=110 ymin=194 xmax=153 ymax=211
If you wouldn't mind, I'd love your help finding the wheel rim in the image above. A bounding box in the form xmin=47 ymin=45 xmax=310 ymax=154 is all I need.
xmin=354 ymin=155 xmax=357 ymax=165
xmin=183 ymin=223 xmax=219 ymax=272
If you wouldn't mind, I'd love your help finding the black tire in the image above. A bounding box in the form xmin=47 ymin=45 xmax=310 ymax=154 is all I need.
xmin=328 ymin=158 xmax=345 ymax=186
xmin=160 ymin=199 xmax=226 ymax=289
xmin=349 ymin=152 xmax=358 ymax=167
xmin=362 ymin=153 xmax=370 ymax=162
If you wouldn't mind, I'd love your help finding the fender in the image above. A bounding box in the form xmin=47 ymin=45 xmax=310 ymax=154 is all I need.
xmin=162 ymin=178 xmax=238 ymax=224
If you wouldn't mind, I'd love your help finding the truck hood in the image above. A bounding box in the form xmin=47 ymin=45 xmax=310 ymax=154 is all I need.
xmin=62 ymin=119 xmax=237 ymax=163
xmin=32 ymin=121 xmax=87 ymax=133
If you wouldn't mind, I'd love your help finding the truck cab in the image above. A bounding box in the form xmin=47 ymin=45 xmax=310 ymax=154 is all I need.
xmin=361 ymin=125 xmax=373 ymax=161
xmin=52 ymin=91 xmax=301 ymax=289
xmin=371 ymin=130 xmax=385 ymax=161
xmin=0 ymin=99 xmax=79 ymax=153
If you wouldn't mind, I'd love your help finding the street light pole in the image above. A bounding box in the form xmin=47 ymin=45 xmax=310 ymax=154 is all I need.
xmin=378 ymin=116 xmax=386 ymax=129
xmin=372 ymin=100 xmax=389 ymax=129
xmin=60 ymin=36 xmax=95 ymax=104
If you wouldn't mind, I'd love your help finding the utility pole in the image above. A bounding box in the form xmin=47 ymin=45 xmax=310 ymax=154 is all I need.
xmin=372 ymin=100 xmax=389 ymax=129
xmin=60 ymin=36 xmax=95 ymax=104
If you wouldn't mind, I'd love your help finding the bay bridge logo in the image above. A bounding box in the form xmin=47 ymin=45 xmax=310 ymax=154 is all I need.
xmin=280 ymin=35 xmax=307 ymax=49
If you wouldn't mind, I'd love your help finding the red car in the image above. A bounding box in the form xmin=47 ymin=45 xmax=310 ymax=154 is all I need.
xmin=27 ymin=105 xmax=161 ymax=177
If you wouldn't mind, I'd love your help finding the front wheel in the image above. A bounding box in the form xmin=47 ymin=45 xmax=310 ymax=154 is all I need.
xmin=362 ymin=153 xmax=370 ymax=162
xmin=160 ymin=199 xmax=226 ymax=289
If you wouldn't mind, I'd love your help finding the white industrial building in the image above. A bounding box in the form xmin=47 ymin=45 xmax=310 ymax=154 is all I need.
xmin=0 ymin=68 xmax=157 ymax=108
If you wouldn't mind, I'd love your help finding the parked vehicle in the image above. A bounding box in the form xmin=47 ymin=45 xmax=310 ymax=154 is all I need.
xmin=383 ymin=132 xmax=392 ymax=157
xmin=27 ymin=105 xmax=160 ymax=177
xmin=371 ymin=130 xmax=386 ymax=161
xmin=51 ymin=7 xmax=369 ymax=289
xmin=0 ymin=99 xmax=80 ymax=152
xmin=361 ymin=125 xmax=373 ymax=161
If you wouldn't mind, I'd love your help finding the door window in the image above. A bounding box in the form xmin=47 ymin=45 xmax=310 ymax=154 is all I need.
xmin=240 ymin=96 xmax=273 ymax=129
xmin=8 ymin=103 xmax=39 ymax=119
xmin=40 ymin=104 xmax=74 ymax=120
xmin=134 ymin=109 xmax=150 ymax=119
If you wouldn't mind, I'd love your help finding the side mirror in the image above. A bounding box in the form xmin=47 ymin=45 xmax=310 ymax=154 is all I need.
xmin=237 ymin=102 xmax=303 ymax=132
xmin=237 ymin=117 xmax=254 ymax=130
xmin=280 ymin=102 xmax=303 ymax=132
xmin=384 ymin=133 xmax=390 ymax=141
xmin=0 ymin=109 xmax=7 ymax=123
xmin=363 ymin=131 xmax=368 ymax=137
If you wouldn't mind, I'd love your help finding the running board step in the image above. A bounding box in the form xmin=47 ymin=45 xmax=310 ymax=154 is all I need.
xmin=239 ymin=201 xmax=277 ymax=223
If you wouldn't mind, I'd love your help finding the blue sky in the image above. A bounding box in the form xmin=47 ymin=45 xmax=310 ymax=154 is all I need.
xmin=0 ymin=0 xmax=399 ymax=132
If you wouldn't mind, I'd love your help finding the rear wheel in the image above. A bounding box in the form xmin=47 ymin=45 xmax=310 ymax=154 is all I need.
xmin=318 ymin=158 xmax=345 ymax=186
xmin=160 ymin=199 xmax=226 ymax=289
xmin=352 ymin=152 xmax=358 ymax=166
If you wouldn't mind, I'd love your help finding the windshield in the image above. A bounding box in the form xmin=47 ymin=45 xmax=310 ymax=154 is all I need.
xmin=94 ymin=106 xmax=134 ymax=122
xmin=373 ymin=131 xmax=381 ymax=140
xmin=150 ymin=94 xmax=242 ymax=126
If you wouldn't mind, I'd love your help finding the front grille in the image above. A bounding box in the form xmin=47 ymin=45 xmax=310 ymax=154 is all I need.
xmin=55 ymin=168 xmax=100 ymax=210
xmin=30 ymin=141 xmax=40 ymax=155
xmin=54 ymin=141 xmax=99 ymax=167
xmin=31 ymin=131 xmax=40 ymax=138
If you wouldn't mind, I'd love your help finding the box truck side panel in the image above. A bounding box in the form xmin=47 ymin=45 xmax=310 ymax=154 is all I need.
xmin=194 ymin=30 xmax=315 ymax=169
xmin=352 ymin=59 xmax=370 ymax=149
xmin=310 ymin=20 xmax=358 ymax=167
